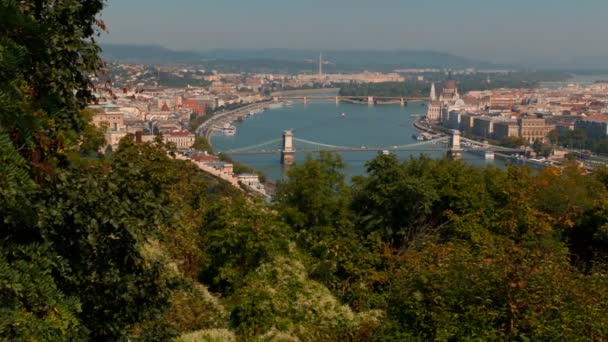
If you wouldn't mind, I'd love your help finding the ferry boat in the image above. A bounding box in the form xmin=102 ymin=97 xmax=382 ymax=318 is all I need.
xmin=249 ymin=108 xmax=264 ymax=116
xmin=412 ymin=132 xmax=436 ymax=141
xmin=219 ymin=123 xmax=236 ymax=136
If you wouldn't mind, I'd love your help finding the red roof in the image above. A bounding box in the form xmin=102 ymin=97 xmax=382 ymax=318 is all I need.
xmin=191 ymin=154 xmax=219 ymax=162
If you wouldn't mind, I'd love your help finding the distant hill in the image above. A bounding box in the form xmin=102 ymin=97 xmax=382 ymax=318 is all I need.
xmin=100 ymin=44 xmax=204 ymax=64
xmin=100 ymin=44 xmax=504 ymax=72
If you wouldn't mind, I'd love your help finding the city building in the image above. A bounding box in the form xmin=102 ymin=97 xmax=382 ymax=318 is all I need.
xmin=459 ymin=113 xmax=477 ymax=133
xmin=472 ymin=116 xmax=494 ymax=138
xmin=518 ymin=117 xmax=553 ymax=143
xmin=163 ymin=131 xmax=195 ymax=149
xmin=427 ymin=101 xmax=443 ymax=121
xmin=440 ymin=79 xmax=460 ymax=102
xmin=493 ymin=121 xmax=519 ymax=141
xmin=575 ymin=117 xmax=608 ymax=139
xmin=182 ymin=99 xmax=207 ymax=116
xmin=91 ymin=111 xmax=125 ymax=132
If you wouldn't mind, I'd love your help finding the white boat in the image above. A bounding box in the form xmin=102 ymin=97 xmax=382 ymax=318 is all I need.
xmin=220 ymin=123 xmax=236 ymax=135
xmin=268 ymin=103 xmax=284 ymax=109
xmin=341 ymin=112 xmax=347 ymax=117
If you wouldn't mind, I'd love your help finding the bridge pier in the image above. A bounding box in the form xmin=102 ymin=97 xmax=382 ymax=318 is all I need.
xmin=335 ymin=96 xmax=340 ymax=105
xmin=367 ymin=96 xmax=375 ymax=106
xmin=400 ymin=97 xmax=405 ymax=106
xmin=447 ymin=129 xmax=462 ymax=160
xmin=303 ymin=97 xmax=307 ymax=105
xmin=281 ymin=129 xmax=295 ymax=165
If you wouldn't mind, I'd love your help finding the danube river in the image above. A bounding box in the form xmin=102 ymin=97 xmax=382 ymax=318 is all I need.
xmin=212 ymin=100 xmax=501 ymax=181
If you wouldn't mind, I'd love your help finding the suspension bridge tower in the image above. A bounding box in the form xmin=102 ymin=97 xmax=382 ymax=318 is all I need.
xmin=281 ymin=129 xmax=295 ymax=165
xmin=447 ymin=129 xmax=462 ymax=160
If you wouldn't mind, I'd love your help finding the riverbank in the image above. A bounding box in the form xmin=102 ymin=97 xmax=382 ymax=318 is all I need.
xmin=411 ymin=117 xmax=552 ymax=168
xmin=270 ymin=88 xmax=340 ymax=97
xmin=196 ymin=101 xmax=272 ymax=146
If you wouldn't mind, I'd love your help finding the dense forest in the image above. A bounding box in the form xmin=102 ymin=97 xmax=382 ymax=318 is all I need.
xmin=1 ymin=1 xmax=608 ymax=341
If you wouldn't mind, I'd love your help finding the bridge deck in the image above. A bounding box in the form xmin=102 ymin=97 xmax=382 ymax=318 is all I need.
xmin=276 ymin=95 xmax=428 ymax=100
xmin=224 ymin=147 xmax=525 ymax=155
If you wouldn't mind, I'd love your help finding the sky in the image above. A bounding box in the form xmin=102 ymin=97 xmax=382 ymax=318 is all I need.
xmin=100 ymin=0 xmax=607 ymax=63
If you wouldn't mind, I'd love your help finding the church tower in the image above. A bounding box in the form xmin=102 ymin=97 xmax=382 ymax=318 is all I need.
xmin=430 ymin=82 xmax=437 ymax=101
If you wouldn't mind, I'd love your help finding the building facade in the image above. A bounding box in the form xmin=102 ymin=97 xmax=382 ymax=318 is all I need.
xmin=92 ymin=112 xmax=125 ymax=132
xmin=493 ymin=121 xmax=519 ymax=141
xmin=575 ymin=119 xmax=608 ymax=139
xmin=518 ymin=117 xmax=553 ymax=143
xmin=427 ymin=101 xmax=443 ymax=121
xmin=163 ymin=131 xmax=195 ymax=149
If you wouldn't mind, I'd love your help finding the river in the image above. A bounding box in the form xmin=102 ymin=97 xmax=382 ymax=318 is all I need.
xmin=212 ymin=99 xmax=504 ymax=181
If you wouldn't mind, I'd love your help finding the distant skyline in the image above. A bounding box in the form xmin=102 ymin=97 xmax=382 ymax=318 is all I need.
xmin=101 ymin=0 xmax=608 ymax=64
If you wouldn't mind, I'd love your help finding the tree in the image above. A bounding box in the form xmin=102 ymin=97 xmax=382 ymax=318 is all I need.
xmin=274 ymin=152 xmax=351 ymax=232
xmin=192 ymin=136 xmax=213 ymax=154
xmin=200 ymin=197 xmax=292 ymax=296
xmin=547 ymin=129 xmax=560 ymax=145
xmin=229 ymin=256 xmax=382 ymax=340
xmin=500 ymin=136 xmax=528 ymax=148
xmin=0 ymin=0 xmax=105 ymax=176
xmin=532 ymin=139 xmax=553 ymax=158
xmin=35 ymin=164 xmax=171 ymax=340
xmin=352 ymin=155 xmax=493 ymax=249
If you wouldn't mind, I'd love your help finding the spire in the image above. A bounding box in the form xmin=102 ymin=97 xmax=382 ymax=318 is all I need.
xmin=430 ymin=82 xmax=437 ymax=101
xmin=319 ymin=52 xmax=323 ymax=77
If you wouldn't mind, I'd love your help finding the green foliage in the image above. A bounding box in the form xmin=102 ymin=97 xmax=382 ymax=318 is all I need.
xmin=200 ymin=197 xmax=292 ymax=295
xmin=352 ymin=156 xmax=493 ymax=248
xmin=275 ymin=152 xmax=351 ymax=231
xmin=550 ymin=127 xmax=608 ymax=154
xmin=35 ymin=165 xmax=171 ymax=340
xmin=379 ymin=239 xmax=605 ymax=340
xmin=274 ymin=153 xmax=389 ymax=312
xmin=177 ymin=329 xmax=237 ymax=342
xmin=193 ymin=136 xmax=213 ymax=154
xmin=0 ymin=243 xmax=81 ymax=341
xmin=532 ymin=139 xmax=554 ymax=157
xmin=78 ymin=110 xmax=106 ymax=156
xmin=0 ymin=131 xmax=34 ymax=195
xmin=0 ymin=0 xmax=105 ymax=174
xmin=229 ymin=256 xmax=383 ymax=340
xmin=163 ymin=283 xmax=228 ymax=333
xmin=499 ymin=136 xmax=528 ymax=148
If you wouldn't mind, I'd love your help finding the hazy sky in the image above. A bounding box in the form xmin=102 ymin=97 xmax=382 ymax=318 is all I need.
xmin=101 ymin=0 xmax=607 ymax=63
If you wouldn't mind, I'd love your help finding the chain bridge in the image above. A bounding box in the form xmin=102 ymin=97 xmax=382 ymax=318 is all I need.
xmin=219 ymin=130 xmax=528 ymax=165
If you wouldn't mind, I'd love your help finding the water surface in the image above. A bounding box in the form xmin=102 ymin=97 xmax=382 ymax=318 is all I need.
xmin=212 ymin=100 xmax=500 ymax=181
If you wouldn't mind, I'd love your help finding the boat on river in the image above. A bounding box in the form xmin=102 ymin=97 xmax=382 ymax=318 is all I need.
xmin=218 ymin=124 xmax=236 ymax=136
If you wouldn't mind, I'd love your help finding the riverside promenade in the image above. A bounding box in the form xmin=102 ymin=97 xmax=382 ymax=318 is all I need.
xmin=196 ymin=101 xmax=272 ymax=143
